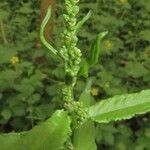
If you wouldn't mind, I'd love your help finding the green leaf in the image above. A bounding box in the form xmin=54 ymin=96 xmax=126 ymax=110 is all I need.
xmin=0 ymin=45 xmax=17 ymax=64
xmin=125 ymin=61 xmax=149 ymax=78
xmin=139 ymin=30 xmax=150 ymax=42
xmin=40 ymin=6 xmax=58 ymax=55
xmin=103 ymin=131 xmax=114 ymax=145
xmin=1 ymin=109 xmax=12 ymax=121
xmin=11 ymin=105 xmax=26 ymax=117
xmin=75 ymin=11 xmax=91 ymax=34
xmin=73 ymin=79 xmax=97 ymax=150
xmin=73 ymin=121 xmax=96 ymax=150
xmin=78 ymin=79 xmax=94 ymax=107
xmin=79 ymin=32 xmax=108 ymax=77
xmin=79 ymin=59 xmax=89 ymax=78
xmin=89 ymin=89 xmax=150 ymax=123
xmin=0 ymin=110 xmax=71 ymax=150
xmin=19 ymin=3 xmax=33 ymax=14
xmin=0 ymin=70 xmax=18 ymax=90
xmin=0 ymin=9 xmax=9 ymax=21
xmin=88 ymin=31 xmax=108 ymax=66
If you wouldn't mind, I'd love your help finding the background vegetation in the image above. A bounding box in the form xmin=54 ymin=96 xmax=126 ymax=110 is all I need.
xmin=0 ymin=0 xmax=150 ymax=149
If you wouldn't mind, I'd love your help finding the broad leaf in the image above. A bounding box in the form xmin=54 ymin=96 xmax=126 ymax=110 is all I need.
xmin=73 ymin=79 xmax=97 ymax=150
xmin=89 ymin=89 xmax=150 ymax=123
xmin=0 ymin=110 xmax=71 ymax=150
xmin=73 ymin=121 xmax=96 ymax=150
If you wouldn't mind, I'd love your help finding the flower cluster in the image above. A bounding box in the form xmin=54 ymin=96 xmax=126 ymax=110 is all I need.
xmin=91 ymin=87 xmax=99 ymax=96
xmin=119 ymin=0 xmax=128 ymax=4
xmin=64 ymin=101 xmax=88 ymax=125
xmin=10 ymin=56 xmax=19 ymax=65
xmin=60 ymin=0 xmax=82 ymax=77
xmin=104 ymin=39 xmax=111 ymax=49
xmin=62 ymin=85 xmax=74 ymax=102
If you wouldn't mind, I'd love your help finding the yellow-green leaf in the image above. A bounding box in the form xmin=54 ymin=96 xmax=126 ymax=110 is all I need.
xmin=89 ymin=89 xmax=150 ymax=123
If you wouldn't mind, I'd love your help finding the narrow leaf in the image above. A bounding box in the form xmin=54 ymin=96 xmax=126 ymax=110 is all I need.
xmin=0 ymin=110 xmax=71 ymax=150
xmin=79 ymin=58 xmax=89 ymax=78
xmin=40 ymin=6 xmax=58 ymax=55
xmin=73 ymin=79 xmax=97 ymax=150
xmin=89 ymin=89 xmax=150 ymax=123
xmin=79 ymin=31 xmax=108 ymax=78
xmin=75 ymin=11 xmax=91 ymax=34
xmin=88 ymin=31 xmax=108 ymax=66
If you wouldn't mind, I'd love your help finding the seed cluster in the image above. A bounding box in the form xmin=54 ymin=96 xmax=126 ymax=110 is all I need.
xmin=64 ymin=101 xmax=88 ymax=125
xmin=60 ymin=0 xmax=82 ymax=77
xmin=62 ymin=85 xmax=74 ymax=102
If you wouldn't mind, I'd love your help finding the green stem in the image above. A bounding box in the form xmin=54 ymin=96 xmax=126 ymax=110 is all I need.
xmin=40 ymin=6 xmax=58 ymax=55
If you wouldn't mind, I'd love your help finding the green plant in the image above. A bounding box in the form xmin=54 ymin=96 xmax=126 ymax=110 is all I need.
xmin=0 ymin=0 xmax=150 ymax=150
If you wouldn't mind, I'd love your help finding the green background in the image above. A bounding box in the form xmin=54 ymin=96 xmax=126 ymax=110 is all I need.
xmin=0 ymin=0 xmax=150 ymax=149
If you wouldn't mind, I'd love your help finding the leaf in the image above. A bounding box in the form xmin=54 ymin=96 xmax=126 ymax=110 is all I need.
xmin=78 ymin=79 xmax=94 ymax=107
xmin=73 ymin=121 xmax=96 ymax=150
xmin=139 ymin=30 xmax=150 ymax=42
xmin=0 ymin=110 xmax=71 ymax=150
xmin=73 ymin=79 xmax=97 ymax=150
xmin=0 ymin=70 xmax=18 ymax=90
xmin=103 ymin=132 xmax=114 ymax=145
xmin=75 ymin=11 xmax=91 ymax=34
xmin=89 ymin=89 xmax=150 ymax=123
xmin=19 ymin=3 xmax=33 ymax=14
xmin=125 ymin=61 xmax=149 ymax=78
xmin=1 ymin=109 xmax=12 ymax=121
xmin=88 ymin=31 xmax=108 ymax=66
xmin=0 ymin=45 xmax=17 ymax=64
xmin=79 ymin=59 xmax=89 ymax=78
xmin=0 ymin=10 xmax=9 ymax=21
xmin=11 ymin=105 xmax=26 ymax=117
xmin=40 ymin=6 xmax=58 ymax=55
xmin=79 ymin=32 xmax=108 ymax=77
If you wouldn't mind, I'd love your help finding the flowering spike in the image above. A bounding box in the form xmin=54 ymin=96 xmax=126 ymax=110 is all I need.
xmin=60 ymin=0 xmax=82 ymax=77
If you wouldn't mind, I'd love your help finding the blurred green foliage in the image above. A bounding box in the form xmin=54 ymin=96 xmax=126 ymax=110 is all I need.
xmin=0 ymin=0 xmax=150 ymax=149
xmin=0 ymin=0 xmax=60 ymax=131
